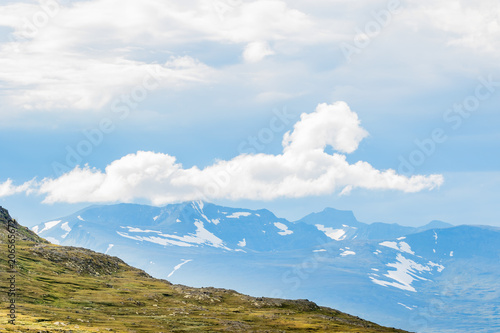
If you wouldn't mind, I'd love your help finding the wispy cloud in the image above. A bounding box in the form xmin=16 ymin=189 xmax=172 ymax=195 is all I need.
xmin=407 ymin=0 xmax=500 ymax=53
xmin=35 ymin=102 xmax=443 ymax=204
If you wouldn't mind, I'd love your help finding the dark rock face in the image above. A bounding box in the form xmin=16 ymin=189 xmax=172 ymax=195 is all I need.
xmin=0 ymin=206 xmax=48 ymax=244
xmin=0 ymin=206 xmax=13 ymax=224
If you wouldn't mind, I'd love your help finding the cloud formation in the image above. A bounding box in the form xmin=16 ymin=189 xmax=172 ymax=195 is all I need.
xmin=409 ymin=0 xmax=500 ymax=53
xmin=37 ymin=102 xmax=443 ymax=204
xmin=0 ymin=179 xmax=35 ymax=198
xmin=0 ymin=0 xmax=314 ymax=112
xmin=0 ymin=0 xmax=498 ymax=116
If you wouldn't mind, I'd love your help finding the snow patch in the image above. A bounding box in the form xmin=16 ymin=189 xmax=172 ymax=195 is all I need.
xmin=60 ymin=222 xmax=71 ymax=239
xmin=450 ymin=251 xmax=454 ymax=257
xmin=398 ymin=242 xmax=415 ymax=255
xmin=397 ymin=236 xmax=406 ymax=240
xmin=192 ymin=221 xmax=227 ymax=247
xmin=315 ymin=224 xmax=346 ymax=241
xmin=340 ymin=250 xmax=356 ymax=256
xmin=238 ymin=238 xmax=246 ymax=247
xmin=77 ymin=215 xmax=85 ymax=221
xmin=45 ymin=237 xmax=60 ymax=245
xmin=176 ymin=219 xmax=181 ymax=223
xmin=196 ymin=201 xmax=204 ymax=210
xmin=168 ymin=259 xmax=192 ymax=278
xmin=433 ymin=230 xmax=438 ymax=243
xmin=211 ymin=218 xmax=220 ymax=225
xmin=105 ymin=244 xmax=114 ymax=254
xmin=116 ymin=231 xmax=193 ymax=247
xmin=369 ymin=254 xmax=431 ymax=292
xmin=32 ymin=226 xmax=39 ymax=234
xmin=153 ymin=215 xmax=160 ymax=221
xmin=122 ymin=220 xmax=229 ymax=249
xmin=313 ymin=249 xmax=327 ymax=252
xmin=274 ymin=222 xmax=293 ymax=236
xmin=226 ymin=212 xmax=252 ymax=218
xmin=398 ymin=302 xmax=414 ymax=310
xmin=37 ymin=220 xmax=62 ymax=234
xmin=192 ymin=201 xmax=211 ymax=223
xmin=126 ymin=227 xmax=161 ymax=233
xmin=427 ymin=261 xmax=445 ymax=272
xmin=379 ymin=241 xmax=415 ymax=255
xmin=379 ymin=241 xmax=399 ymax=251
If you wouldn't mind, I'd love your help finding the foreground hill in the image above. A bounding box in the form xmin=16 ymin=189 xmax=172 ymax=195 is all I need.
xmin=0 ymin=206 xmax=409 ymax=333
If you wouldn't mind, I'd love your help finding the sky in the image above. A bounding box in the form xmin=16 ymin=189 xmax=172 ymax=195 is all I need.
xmin=0 ymin=0 xmax=499 ymax=228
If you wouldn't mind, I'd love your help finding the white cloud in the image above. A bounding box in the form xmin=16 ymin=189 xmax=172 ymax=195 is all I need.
xmin=243 ymin=41 xmax=274 ymax=63
xmin=0 ymin=0 xmax=330 ymax=114
xmin=0 ymin=0 xmax=497 ymax=115
xmin=0 ymin=0 xmax=219 ymax=111
xmin=0 ymin=52 xmax=213 ymax=110
xmin=37 ymin=102 xmax=443 ymax=204
xmin=283 ymin=102 xmax=368 ymax=154
xmin=0 ymin=179 xmax=35 ymax=198
xmin=406 ymin=0 xmax=500 ymax=53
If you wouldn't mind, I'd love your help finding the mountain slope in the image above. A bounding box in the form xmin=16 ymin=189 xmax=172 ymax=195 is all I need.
xmin=0 ymin=206 xmax=409 ymax=332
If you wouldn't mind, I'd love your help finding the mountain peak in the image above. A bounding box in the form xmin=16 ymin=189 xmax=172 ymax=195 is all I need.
xmin=416 ymin=220 xmax=453 ymax=232
xmin=296 ymin=207 xmax=361 ymax=228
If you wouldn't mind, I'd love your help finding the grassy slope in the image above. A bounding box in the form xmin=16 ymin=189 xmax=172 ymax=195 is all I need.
xmin=0 ymin=208 xmax=410 ymax=332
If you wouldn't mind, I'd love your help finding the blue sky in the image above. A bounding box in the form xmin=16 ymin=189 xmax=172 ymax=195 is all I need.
xmin=0 ymin=0 xmax=499 ymax=227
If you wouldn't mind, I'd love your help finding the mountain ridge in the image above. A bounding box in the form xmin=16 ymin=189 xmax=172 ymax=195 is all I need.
xmin=0 ymin=205 xmax=411 ymax=332
xmin=30 ymin=202 xmax=500 ymax=332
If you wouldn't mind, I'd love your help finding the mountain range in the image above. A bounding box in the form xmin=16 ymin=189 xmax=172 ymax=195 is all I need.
xmin=0 ymin=205 xmax=410 ymax=332
xmin=32 ymin=201 xmax=500 ymax=332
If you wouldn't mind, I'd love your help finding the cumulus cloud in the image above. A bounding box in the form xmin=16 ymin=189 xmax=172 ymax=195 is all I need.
xmin=37 ymin=102 xmax=443 ymax=204
xmin=283 ymin=102 xmax=369 ymax=154
xmin=0 ymin=179 xmax=36 ymax=198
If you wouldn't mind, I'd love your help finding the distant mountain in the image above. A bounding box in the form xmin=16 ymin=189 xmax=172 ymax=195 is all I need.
xmin=1 ymin=206 xmax=410 ymax=332
xmin=414 ymin=220 xmax=454 ymax=233
xmin=32 ymin=201 xmax=329 ymax=253
xmin=32 ymin=202 xmax=500 ymax=333
xmin=295 ymin=208 xmax=453 ymax=241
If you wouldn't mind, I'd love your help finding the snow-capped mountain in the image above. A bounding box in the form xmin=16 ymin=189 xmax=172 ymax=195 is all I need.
xmin=33 ymin=202 xmax=500 ymax=333
xmin=32 ymin=201 xmax=329 ymax=252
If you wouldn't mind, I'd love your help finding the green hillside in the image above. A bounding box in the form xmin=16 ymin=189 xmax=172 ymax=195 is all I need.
xmin=0 ymin=207 xmax=410 ymax=332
